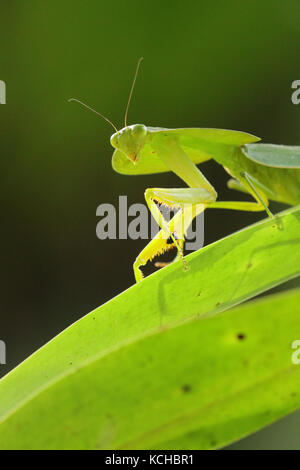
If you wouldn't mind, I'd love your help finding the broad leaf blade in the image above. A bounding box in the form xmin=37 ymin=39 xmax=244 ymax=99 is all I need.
xmin=1 ymin=289 xmax=300 ymax=449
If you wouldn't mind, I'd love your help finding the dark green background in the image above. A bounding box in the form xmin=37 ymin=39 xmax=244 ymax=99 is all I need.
xmin=1 ymin=0 xmax=300 ymax=449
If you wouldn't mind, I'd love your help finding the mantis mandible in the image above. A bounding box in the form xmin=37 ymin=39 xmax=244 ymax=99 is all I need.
xmin=70 ymin=58 xmax=300 ymax=282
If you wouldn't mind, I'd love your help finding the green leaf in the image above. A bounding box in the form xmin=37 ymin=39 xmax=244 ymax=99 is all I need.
xmin=0 ymin=205 xmax=299 ymax=449
xmin=1 ymin=289 xmax=300 ymax=450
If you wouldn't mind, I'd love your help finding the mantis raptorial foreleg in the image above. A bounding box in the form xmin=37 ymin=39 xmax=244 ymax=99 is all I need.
xmin=133 ymin=222 xmax=182 ymax=282
xmin=145 ymin=187 xmax=215 ymax=244
xmin=133 ymin=187 xmax=215 ymax=281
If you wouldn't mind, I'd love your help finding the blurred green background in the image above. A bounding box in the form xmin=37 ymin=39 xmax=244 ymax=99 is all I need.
xmin=1 ymin=0 xmax=300 ymax=449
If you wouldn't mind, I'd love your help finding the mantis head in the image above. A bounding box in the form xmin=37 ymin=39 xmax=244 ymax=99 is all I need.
xmin=110 ymin=58 xmax=146 ymax=164
xmin=110 ymin=124 xmax=148 ymax=164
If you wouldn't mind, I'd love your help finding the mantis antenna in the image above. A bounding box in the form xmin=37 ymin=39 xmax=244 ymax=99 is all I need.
xmin=68 ymin=98 xmax=119 ymax=133
xmin=124 ymin=57 xmax=143 ymax=127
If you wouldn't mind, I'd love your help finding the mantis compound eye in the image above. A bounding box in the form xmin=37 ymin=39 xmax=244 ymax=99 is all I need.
xmin=131 ymin=124 xmax=147 ymax=139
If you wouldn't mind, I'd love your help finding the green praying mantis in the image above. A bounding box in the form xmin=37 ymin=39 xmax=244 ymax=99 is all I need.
xmin=70 ymin=58 xmax=300 ymax=282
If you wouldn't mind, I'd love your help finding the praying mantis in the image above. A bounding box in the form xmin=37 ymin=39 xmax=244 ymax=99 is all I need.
xmin=70 ymin=58 xmax=300 ymax=282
